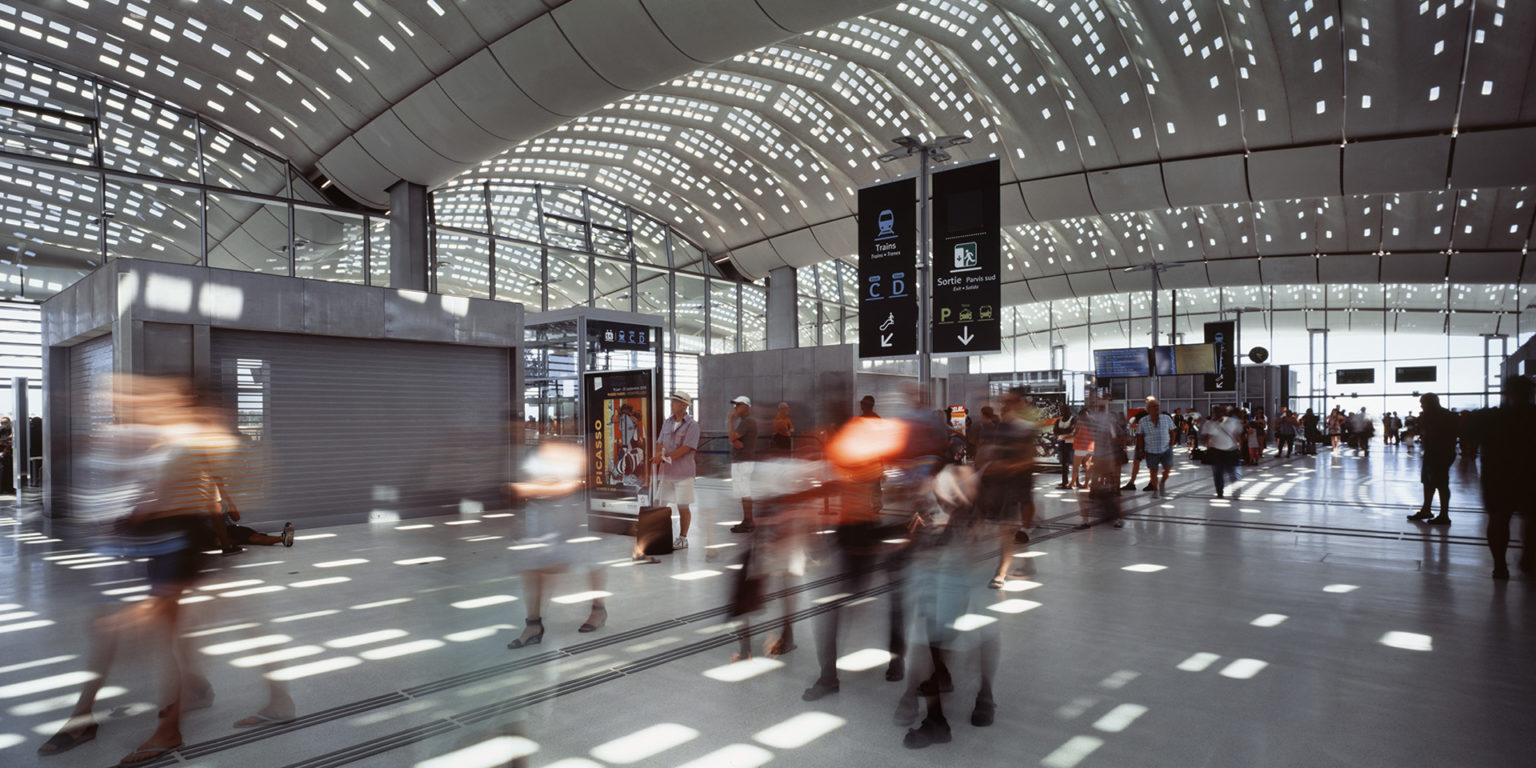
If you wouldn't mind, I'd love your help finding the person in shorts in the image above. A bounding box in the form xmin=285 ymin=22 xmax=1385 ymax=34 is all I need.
xmin=1137 ymin=396 xmax=1178 ymax=498
xmin=727 ymin=395 xmax=758 ymax=532
xmin=652 ymin=391 xmax=700 ymax=549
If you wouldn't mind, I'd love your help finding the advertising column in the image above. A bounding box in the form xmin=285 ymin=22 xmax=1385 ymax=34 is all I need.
xmin=931 ymin=159 xmax=1001 ymax=356
xmin=858 ymin=177 xmax=919 ymax=358
xmin=584 ymin=369 xmax=655 ymax=515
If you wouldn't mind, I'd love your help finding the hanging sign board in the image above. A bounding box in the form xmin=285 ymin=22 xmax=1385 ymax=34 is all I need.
xmin=931 ymin=159 xmax=1001 ymax=356
xmin=858 ymin=177 xmax=919 ymax=358
xmin=1204 ymin=320 xmax=1236 ymax=392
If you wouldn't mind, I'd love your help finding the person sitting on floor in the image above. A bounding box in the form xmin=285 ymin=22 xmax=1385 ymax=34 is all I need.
xmin=217 ymin=493 xmax=294 ymax=554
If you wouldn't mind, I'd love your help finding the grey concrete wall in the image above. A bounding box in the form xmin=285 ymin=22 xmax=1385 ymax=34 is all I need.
xmin=699 ymin=344 xmax=860 ymax=469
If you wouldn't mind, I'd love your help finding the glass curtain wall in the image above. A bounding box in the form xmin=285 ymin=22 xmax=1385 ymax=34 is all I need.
xmin=0 ymin=49 xmax=382 ymax=298
xmin=966 ymin=284 xmax=1530 ymax=414
xmin=428 ymin=181 xmax=769 ymax=402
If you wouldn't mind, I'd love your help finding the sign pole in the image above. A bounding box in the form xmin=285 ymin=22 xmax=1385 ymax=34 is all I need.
xmin=917 ymin=149 xmax=931 ymax=400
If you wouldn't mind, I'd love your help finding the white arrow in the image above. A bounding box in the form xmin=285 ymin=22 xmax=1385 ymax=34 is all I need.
xmin=880 ymin=332 xmax=894 ymax=347
xmin=957 ymin=326 xmax=974 ymax=345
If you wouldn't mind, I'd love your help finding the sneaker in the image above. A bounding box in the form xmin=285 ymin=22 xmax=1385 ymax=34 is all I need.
xmin=221 ymin=545 xmax=244 ymax=555
xmin=801 ymin=680 xmax=839 ymax=701
xmin=673 ymin=536 xmax=689 ymax=549
xmin=1493 ymin=567 xmax=1511 ymax=580
xmin=281 ymin=522 xmax=295 ymax=547
xmin=1141 ymin=483 xmax=1155 ymax=491
xmin=1426 ymin=515 xmax=1451 ymax=526
xmin=729 ymin=523 xmax=755 ymax=533
xmin=1121 ymin=481 xmax=1137 ymax=491
xmin=1407 ymin=509 xmax=1432 ymax=522
xmin=971 ymin=696 xmax=996 ymax=727
xmin=1074 ymin=522 xmax=1092 ymax=530
xmin=1112 ymin=519 xmax=1125 ymax=529
xmin=1013 ymin=528 xmax=1031 ymax=545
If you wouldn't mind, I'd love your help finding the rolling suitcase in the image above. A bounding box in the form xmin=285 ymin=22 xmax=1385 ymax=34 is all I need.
xmin=636 ymin=503 xmax=674 ymax=555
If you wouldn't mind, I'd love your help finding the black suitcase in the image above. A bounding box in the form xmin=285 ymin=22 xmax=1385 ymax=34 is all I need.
xmin=636 ymin=504 xmax=674 ymax=555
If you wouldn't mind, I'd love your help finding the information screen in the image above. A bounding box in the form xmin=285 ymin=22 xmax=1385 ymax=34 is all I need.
xmin=1093 ymin=348 xmax=1151 ymax=378
xmin=1152 ymin=344 xmax=1215 ymax=375
xmin=1395 ymin=366 xmax=1437 ymax=383
xmin=1174 ymin=343 xmax=1217 ymax=375
xmin=1337 ymin=368 xmax=1375 ymax=385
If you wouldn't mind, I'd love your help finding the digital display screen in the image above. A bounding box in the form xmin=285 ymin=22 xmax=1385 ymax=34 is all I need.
xmin=1395 ymin=366 xmax=1437 ymax=383
xmin=1174 ymin=343 xmax=1216 ymax=375
xmin=1337 ymin=368 xmax=1376 ymax=385
xmin=1152 ymin=344 xmax=1216 ymax=375
xmin=1093 ymin=348 xmax=1151 ymax=378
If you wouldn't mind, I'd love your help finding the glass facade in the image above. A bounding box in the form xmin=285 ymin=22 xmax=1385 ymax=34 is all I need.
xmin=0 ymin=49 xmax=386 ymax=298
xmin=966 ymin=284 xmax=1532 ymax=414
xmin=428 ymin=181 xmax=769 ymax=362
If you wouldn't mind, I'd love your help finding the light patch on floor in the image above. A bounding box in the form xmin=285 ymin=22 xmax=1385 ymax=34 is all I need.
xmin=1001 ymin=579 xmax=1043 ymax=591
xmin=290 ymin=576 xmax=350 ymax=588
xmin=0 ymin=671 xmax=99 ymax=700
xmin=361 ymin=639 xmax=445 ymax=661
xmin=266 ymin=655 xmax=362 ymax=682
xmin=1379 ymin=631 xmax=1433 ymax=651
xmin=352 ymin=598 xmax=412 ymax=610
xmin=201 ymin=634 xmax=292 ymax=656
xmin=1122 ymin=564 xmax=1167 ymax=573
xmin=1251 ymin=613 xmax=1288 ymax=627
xmin=552 ymin=590 xmax=614 ymax=605
xmin=314 ymin=558 xmax=369 ymax=568
xmin=1177 ymin=652 xmax=1221 ymax=672
xmin=394 ymin=556 xmax=445 ymax=565
xmin=589 ymin=723 xmax=700 ymax=764
xmin=1041 ymin=734 xmax=1105 ymax=768
xmin=1055 ymin=696 xmax=1097 ymax=720
xmin=952 ymin=613 xmax=998 ymax=632
xmin=451 ymin=595 xmax=518 ymax=610
xmin=1219 ymin=658 xmax=1269 ymax=679
xmin=415 ymin=736 xmax=539 ymax=768
xmin=1098 ymin=670 xmax=1139 ymax=689
xmin=1323 ymin=584 xmax=1359 ymax=593
xmin=987 ymin=599 xmax=1041 ymax=614
xmin=675 ymin=743 xmax=774 ymax=768
xmin=444 ymin=625 xmax=515 ymax=643
xmin=671 ymin=570 xmax=722 ymax=581
xmin=1092 ymin=702 xmax=1148 ymax=732
xmin=0 ymin=655 xmax=75 ymax=676
xmin=702 ymin=657 xmax=784 ymax=682
xmin=273 ymin=609 xmax=340 ymax=623
xmin=753 ymin=711 xmax=846 ymax=749
xmin=836 ymin=648 xmax=894 ymax=671
xmin=325 ymin=629 xmax=408 ymax=649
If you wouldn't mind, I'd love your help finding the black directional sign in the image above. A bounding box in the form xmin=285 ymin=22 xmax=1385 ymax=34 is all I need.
xmin=931 ymin=159 xmax=1001 ymax=356
xmin=858 ymin=177 xmax=918 ymax=359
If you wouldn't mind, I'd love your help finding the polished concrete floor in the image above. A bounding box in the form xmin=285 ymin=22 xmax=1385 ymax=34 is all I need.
xmin=1 ymin=441 xmax=1531 ymax=768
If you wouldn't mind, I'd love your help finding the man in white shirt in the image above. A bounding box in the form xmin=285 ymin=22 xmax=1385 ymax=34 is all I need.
xmin=651 ymin=392 xmax=700 ymax=549
xmin=1199 ymin=405 xmax=1245 ymax=498
xmin=1136 ymin=397 xmax=1178 ymax=497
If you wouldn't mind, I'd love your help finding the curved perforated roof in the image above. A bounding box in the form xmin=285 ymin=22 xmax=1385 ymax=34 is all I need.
xmin=1 ymin=0 xmax=1533 ymax=297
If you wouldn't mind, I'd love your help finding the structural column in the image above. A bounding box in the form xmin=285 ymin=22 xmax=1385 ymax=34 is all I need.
xmin=766 ymin=265 xmax=798 ymax=350
xmin=388 ymin=180 xmax=430 ymax=292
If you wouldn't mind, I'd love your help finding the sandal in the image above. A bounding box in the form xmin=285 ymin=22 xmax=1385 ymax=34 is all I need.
xmin=234 ymin=711 xmax=295 ymax=728
xmin=119 ymin=743 xmax=182 ymax=766
xmin=37 ymin=722 xmax=97 ymax=756
xmin=578 ymin=606 xmax=607 ymax=633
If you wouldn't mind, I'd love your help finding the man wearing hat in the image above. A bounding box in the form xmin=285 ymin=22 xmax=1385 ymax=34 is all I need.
xmin=652 ymin=392 xmax=701 ymax=549
xmin=727 ymin=395 xmax=758 ymax=532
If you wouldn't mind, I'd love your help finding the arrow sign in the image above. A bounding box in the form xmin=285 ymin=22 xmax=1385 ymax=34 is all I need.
xmin=957 ymin=326 xmax=974 ymax=345
xmin=880 ymin=332 xmax=894 ymax=347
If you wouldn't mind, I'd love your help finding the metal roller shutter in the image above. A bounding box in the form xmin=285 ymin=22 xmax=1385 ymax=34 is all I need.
xmin=66 ymin=334 xmax=114 ymax=501
xmin=210 ymin=330 xmax=513 ymax=527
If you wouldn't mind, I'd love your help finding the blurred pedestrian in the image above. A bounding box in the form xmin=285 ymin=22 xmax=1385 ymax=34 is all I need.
xmin=1408 ymin=393 xmax=1457 ymax=526
xmin=728 ymin=396 xmax=758 ymax=533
